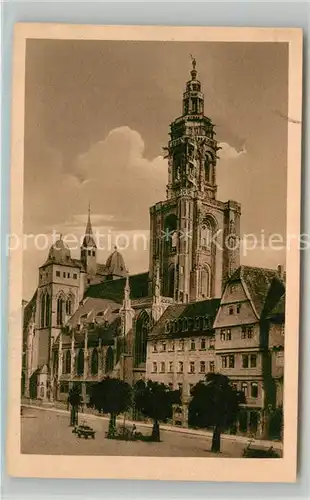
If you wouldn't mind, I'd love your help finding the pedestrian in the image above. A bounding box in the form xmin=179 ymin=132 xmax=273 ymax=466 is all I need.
xmin=131 ymin=424 xmax=137 ymax=438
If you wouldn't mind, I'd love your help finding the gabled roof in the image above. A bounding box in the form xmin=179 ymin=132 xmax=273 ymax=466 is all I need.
xmin=149 ymin=298 xmax=221 ymax=340
xmin=86 ymin=272 xmax=149 ymax=303
xmin=233 ymin=266 xmax=279 ymax=318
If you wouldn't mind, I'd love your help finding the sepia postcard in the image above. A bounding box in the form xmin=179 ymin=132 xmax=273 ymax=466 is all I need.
xmin=7 ymin=23 xmax=302 ymax=482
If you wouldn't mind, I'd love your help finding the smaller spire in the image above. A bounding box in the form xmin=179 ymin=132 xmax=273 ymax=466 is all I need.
xmin=190 ymin=54 xmax=197 ymax=80
xmin=122 ymin=275 xmax=131 ymax=310
xmin=82 ymin=202 xmax=97 ymax=248
xmin=125 ymin=275 xmax=130 ymax=296
xmin=86 ymin=201 xmax=93 ymax=236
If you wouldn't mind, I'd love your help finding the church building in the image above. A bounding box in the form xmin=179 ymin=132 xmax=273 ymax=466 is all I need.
xmin=22 ymin=60 xmax=285 ymax=438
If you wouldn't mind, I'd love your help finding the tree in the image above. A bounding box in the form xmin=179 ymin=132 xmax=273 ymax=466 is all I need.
xmin=133 ymin=379 xmax=180 ymax=442
xmin=89 ymin=377 xmax=132 ymax=438
xmin=68 ymin=385 xmax=82 ymax=427
xmin=189 ymin=373 xmax=245 ymax=453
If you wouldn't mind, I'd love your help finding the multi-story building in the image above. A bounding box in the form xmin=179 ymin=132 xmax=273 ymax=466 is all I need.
xmin=146 ymin=298 xmax=220 ymax=424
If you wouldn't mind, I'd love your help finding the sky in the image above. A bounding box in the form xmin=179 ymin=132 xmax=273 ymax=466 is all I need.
xmin=23 ymin=40 xmax=288 ymax=300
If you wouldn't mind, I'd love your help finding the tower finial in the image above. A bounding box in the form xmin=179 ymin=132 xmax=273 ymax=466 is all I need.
xmin=190 ymin=54 xmax=196 ymax=70
xmin=88 ymin=200 xmax=91 ymax=219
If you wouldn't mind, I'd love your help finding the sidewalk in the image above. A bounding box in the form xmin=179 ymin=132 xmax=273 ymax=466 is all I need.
xmin=22 ymin=401 xmax=283 ymax=451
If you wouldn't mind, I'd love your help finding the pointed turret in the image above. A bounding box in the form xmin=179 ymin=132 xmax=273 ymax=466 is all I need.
xmin=152 ymin=260 xmax=164 ymax=323
xmin=120 ymin=275 xmax=135 ymax=337
xmin=83 ymin=202 xmax=97 ymax=248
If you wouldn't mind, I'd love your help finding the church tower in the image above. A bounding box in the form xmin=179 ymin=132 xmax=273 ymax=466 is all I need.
xmin=149 ymin=58 xmax=241 ymax=303
xmin=80 ymin=203 xmax=97 ymax=282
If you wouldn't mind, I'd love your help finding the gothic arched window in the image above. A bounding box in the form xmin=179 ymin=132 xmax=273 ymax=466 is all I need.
xmin=64 ymin=350 xmax=71 ymax=374
xmin=45 ymin=294 xmax=51 ymax=327
xmin=105 ymin=346 xmax=114 ymax=373
xmin=135 ymin=310 xmax=150 ymax=367
xmin=164 ymin=214 xmax=178 ymax=255
xmin=199 ymin=266 xmax=211 ymax=299
xmin=57 ymin=296 xmax=65 ymax=326
xmin=66 ymin=296 xmax=73 ymax=317
xmin=91 ymin=348 xmax=98 ymax=375
xmin=200 ymin=220 xmax=212 ymax=249
xmin=40 ymin=293 xmax=46 ymax=328
xmin=167 ymin=266 xmax=175 ymax=299
xmin=76 ymin=349 xmax=84 ymax=376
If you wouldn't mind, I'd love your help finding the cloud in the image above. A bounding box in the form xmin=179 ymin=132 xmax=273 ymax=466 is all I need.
xmin=23 ymin=126 xmax=168 ymax=298
xmin=218 ymin=142 xmax=246 ymax=161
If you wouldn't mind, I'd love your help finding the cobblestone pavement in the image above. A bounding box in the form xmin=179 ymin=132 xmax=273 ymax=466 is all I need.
xmin=21 ymin=406 xmax=247 ymax=457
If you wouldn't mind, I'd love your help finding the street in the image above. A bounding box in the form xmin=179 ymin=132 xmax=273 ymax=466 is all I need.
xmin=21 ymin=406 xmax=247 ymax=457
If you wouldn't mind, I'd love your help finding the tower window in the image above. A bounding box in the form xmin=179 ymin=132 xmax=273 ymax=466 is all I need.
xmin=201 ymin=221 xmax=212 ymax=249
xmin=57 ymin=296 xmax=64 ymax=326
xmin=73 ymin=273 xmax=77 ymax=279
xmin=135 ymin=310 xmax=149 ymax=367
xmin=56 ymin=271 xmax=60 ymax=277
xmin=66 ymin=297 xmax=73 ymax=316
xmin=88 ymin=250 xmax=91 ymax=256
xmin=63 ymin=272 xmax=66 ymax=278
xmin=92 ymin=250 xmax=95 ymax=257
xmin=67 ymin=273 xmax=70 ymax=278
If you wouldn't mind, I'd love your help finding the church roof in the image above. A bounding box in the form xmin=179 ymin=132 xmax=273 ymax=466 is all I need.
xmin=86 ymin=272 xmax=149 ymax=303
xmin=149 ymin=298 xmax=221 ymax=340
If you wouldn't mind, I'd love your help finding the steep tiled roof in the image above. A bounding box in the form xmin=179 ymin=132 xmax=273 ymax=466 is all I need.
xmin=86 ymin=272 xmax=149 ymax=303
xmin=238 ymin=266 xmax=279 ymax=318
xmin=149 ymin=298 xmax=221 ymax=340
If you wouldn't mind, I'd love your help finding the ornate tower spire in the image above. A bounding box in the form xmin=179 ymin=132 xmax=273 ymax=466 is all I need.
xmin=164 ymin=57 xmax=218 ymax=201
xmin=84 ymin=202 xmax=95 ymax=243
